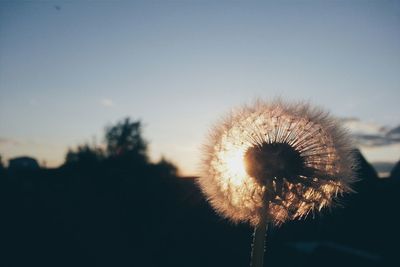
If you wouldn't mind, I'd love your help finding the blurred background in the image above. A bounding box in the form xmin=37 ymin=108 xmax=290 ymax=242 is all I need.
xmin=0 ymin=1 xmax=399 ymax=266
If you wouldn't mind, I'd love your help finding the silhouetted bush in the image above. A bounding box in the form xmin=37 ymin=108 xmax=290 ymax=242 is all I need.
xmin=65 ymin=144 xmax=105 ymax=167
xmin=390 ymin=161 xmax=400 ymax=179
xmin=0 ymin=154 xmax=4 ymax=176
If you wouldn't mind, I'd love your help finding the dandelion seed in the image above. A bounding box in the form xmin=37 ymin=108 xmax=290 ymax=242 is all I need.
xmin=198 ymin=99 xmax=356 ymax=267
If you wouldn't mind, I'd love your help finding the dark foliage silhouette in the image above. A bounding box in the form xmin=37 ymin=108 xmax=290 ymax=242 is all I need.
xmin=8 ymin=156 xmax=40 ymax=171
xmin=390 ymin=161 xmax=400 ymax=179
xmin=0 ymin=155 xmax=5 ymax=178
xmin=0 ymin=154 xmax=4 ymax=170
xmin=65 ymin=144 xmax=105 ymax=167
xmin=105 ymin=117 xmax=147 ymax=160
xmin=1 ymin=119 xmax=399 ymax=267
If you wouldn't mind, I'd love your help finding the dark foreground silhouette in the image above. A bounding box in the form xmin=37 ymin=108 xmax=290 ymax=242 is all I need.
xmin=1 ymin=119 xmax=399 ymax=267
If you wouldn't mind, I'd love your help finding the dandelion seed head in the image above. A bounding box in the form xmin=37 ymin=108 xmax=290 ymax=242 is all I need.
xmin=198 ymin=99 xmax=356 ymax=226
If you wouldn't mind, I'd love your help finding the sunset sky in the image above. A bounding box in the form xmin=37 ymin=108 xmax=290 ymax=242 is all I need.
xmin=1 ymin=0 xmax=399 ymax=175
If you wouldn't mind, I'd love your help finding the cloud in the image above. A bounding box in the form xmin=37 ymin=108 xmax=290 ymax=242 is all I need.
xmin=100 ymin=98 xmax=115 ymax=108
xmin=341 ymin=118 xmax=400 ymax=147
xmin=0 ymin=137 xmax=20 ymax=146
xmin=340 ymin=118 xmax=400 ymax=172
xmin=341 ymin=118 xmax=386 ymax=136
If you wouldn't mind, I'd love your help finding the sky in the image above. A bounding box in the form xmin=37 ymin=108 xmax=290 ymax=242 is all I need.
xmin=0 ymin=0 xmax=399 ymax=175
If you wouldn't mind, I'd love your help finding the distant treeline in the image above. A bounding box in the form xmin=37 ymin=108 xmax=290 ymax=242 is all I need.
xmin=0 ymin=118 xmax=399 ymax=267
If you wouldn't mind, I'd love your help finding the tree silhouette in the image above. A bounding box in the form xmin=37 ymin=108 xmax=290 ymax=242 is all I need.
xmin=105 ymin=118 xmax=148 ymax=161
xmin=390 ymin=160 xmax=400 ymax=179
xmin=65 ymin=144 xmax=105 ymax=166
xmin=156 ymin=157 xmax=178 ymax=176
xmin=0 ymin=154 xmax=4 ymax=175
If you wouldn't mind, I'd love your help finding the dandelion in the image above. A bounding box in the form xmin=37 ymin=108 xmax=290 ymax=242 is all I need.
xmin=198 ymin=99 xmax=355 ymax=267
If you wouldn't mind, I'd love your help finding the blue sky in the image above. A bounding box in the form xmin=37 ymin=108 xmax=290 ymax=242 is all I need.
xmin=0 ymin=0 xmax=399 ymax=175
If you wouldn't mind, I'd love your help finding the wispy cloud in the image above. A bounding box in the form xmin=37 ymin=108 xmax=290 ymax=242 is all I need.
xmin=100 ymin=98 xmax=115 ymax=108
xmin=341 ymin=117 xmax=400 ymax=174
xmin=0 ymin=137 xmax=21 ymax=146
xmin=342 ymin=118 xmax=400 ymax=147
xmin=342 ymin=118 xmax=385 ymax=135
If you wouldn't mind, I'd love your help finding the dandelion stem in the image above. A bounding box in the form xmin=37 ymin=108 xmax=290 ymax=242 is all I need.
xmin=250 ymin=213 xmax=268 ymax=267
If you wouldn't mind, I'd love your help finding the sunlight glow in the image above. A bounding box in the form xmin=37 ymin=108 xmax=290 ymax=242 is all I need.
xmin=200 ymin=100 xmax=355 ymax=226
